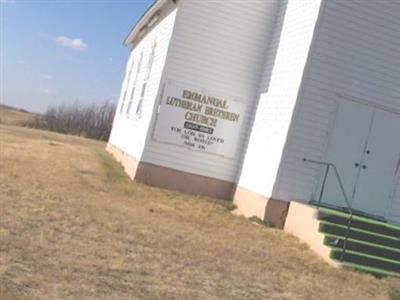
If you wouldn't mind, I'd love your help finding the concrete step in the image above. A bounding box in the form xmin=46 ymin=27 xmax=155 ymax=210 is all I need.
xmin=324 ymin=235 xmax=400 ymax=262
xmin=330 ymin=249 xmax=400 ymax=276
xmin=317 ymin=206 xmax=400 ymax=277
xmin=319 ymin=222 xmax=400 ymax=250
xmin=341 ymin=261 xmax=400 ymax=278
xmin=284 ymin=202 xmax=400 ymax=277
xmin=317 ymin=207 xmax=400 ymax=238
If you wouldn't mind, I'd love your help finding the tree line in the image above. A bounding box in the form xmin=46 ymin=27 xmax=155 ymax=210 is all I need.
xmin=24 ymin=101 xmax=116 ymax=141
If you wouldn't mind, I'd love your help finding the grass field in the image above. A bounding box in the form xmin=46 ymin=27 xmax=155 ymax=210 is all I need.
xmin=0 ymin=106 xmax=36 ymax=127
xmin=0 ymin=124 xmax=399 ymax=300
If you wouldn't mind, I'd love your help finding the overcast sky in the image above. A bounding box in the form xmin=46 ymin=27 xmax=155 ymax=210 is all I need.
xmin=1 ymin=0 xmax=154 ymax=112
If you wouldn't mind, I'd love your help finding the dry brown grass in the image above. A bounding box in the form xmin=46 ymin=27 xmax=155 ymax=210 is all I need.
xmin=0 ymin=125 xmax=398 ymax=299
xmin=0 ymin=108 xmax=37 ymax=127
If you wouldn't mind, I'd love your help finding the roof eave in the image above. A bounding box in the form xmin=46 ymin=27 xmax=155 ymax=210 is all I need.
xmin=123 ymin=0 xmax=168 ymax=47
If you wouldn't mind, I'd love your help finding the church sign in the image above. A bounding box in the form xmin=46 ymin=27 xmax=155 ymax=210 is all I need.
xmin=153 ymin=82 xmax=246 ymax=157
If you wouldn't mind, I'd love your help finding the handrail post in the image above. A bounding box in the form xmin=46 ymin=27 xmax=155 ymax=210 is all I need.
xmin=303 ymin=158 xmax=353 ymax=264
xmin=318 ymin=164 xmax=330 ymax=208
xmin=341 ymin=212 xmax=353 ymax=262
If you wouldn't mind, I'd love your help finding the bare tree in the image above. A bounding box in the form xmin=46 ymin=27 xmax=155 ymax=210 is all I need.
xmin=24 ymin=101 xmax=116 ymax=141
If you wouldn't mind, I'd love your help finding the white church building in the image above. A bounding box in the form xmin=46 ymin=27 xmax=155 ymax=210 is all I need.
xmin=108 ymin=0 xmax=400 ymax=276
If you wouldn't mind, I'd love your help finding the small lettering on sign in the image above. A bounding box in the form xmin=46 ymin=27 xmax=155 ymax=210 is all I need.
xmin=154 ymin=83 xmax=245 ymax=157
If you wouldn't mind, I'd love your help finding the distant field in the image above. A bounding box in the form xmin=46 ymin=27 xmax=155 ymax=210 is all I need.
xmin=0 ymin=125 xmax=398 ymax=300
xmin=0 ymin=106 xmax=37 ymax=126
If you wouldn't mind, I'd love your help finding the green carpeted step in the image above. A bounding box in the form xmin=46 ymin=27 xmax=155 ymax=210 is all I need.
xmin=313 ymin=205 xmax=400 ymax=277
xmin=330 ymin=249 xmax=400 ymax=274
xmin=319 ymin=222 xmax=400 ymax=249
xmin=309 ymin=200 xmax=386 ymax=220
xmin=340 ymin=262 xmax=400 ymax=278
xmin=324 ymin=236 xmax=400 ymax=261
xmin=317 ymin=208 xmax=400 ymax=238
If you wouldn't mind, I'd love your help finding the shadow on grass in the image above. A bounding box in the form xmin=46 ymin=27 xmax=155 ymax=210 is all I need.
xmin=95 ymin=150 xmax=126 ymax=183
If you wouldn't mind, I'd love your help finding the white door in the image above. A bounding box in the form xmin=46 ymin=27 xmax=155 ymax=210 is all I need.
xmin=321 ymin=100 xmax=400 ymax=219
xmin=321 ymin=100 xmax=374 ymax=209
xmin=351 ymin=109 xmax=400 ymax=217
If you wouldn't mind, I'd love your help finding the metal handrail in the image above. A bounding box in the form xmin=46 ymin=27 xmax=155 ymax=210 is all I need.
xmin=303 ymin=158 xmax=354 ymax=262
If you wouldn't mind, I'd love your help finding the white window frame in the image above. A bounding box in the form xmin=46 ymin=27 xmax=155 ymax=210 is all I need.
xmin=127 ymin=51 xmax=143 ymax=116
xmin=136 ymin=41 xmax=156 ymax=118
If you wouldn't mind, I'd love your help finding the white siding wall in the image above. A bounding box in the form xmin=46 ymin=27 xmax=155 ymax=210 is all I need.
xmin=108 ymin=8 xmax=177 ymax=160
xmin=274 ymin=1 xmax=400 ymax=223
xmin=141 ymin=0 xmax=281 ymax=182
xmin=391 ymin=182 xmax=400 ymax=224
xmin=238 ymin=0 xmax=322 ymax=197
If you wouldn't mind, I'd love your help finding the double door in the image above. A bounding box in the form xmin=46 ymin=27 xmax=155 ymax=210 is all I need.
xmin=321 ymin=100 xmax=400 ymax=218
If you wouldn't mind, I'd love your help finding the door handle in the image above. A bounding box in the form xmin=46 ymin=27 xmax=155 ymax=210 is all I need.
xmin=354 ymin=163 xmax=366 ymax=169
